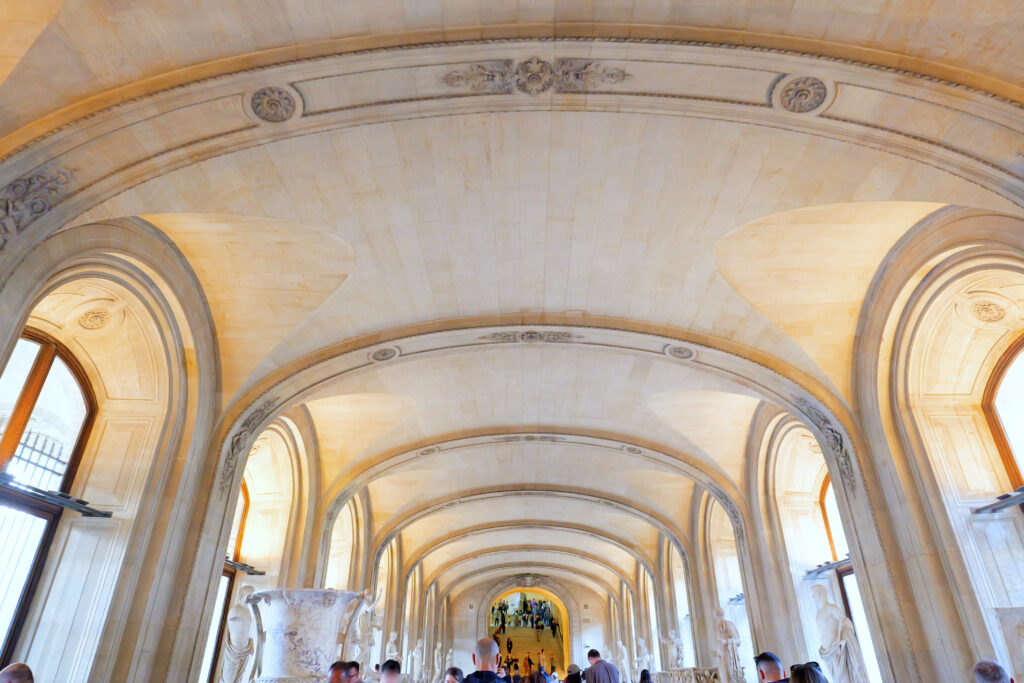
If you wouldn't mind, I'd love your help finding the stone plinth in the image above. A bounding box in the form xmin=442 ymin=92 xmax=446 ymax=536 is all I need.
xmin=248 ymin=589 xmax=360 ymax=682
xmin=652 ymin=669 xmax=721 ymax=683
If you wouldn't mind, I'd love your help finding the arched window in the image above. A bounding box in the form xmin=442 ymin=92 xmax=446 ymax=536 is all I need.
xmin=0 ymin=331 xmax=95 ymax=664
xmin=819 ymin=475 xmax=850 ymax=563
xmin=983 ymin=337 xmax=1024 ymax=489
xmin=198 ymin=481 xmax=249 ymax=682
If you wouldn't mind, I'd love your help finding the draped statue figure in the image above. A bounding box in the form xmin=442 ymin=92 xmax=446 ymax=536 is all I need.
xmin=713 ymin=607 xmax=744 ymax=683
xmin=433 ymin=643 xmax=444 ymax=683
xmin=659 ymin=630 xmax=686 ymax=669
xmin=411 ymin=638 xmax=426 ymax=682
xmin=635 ymin=638 xmax=653 ymax=673
xmin=386 ymin=631 xmax=400 ymax=662
xmin=219 ymin=586 xmax=254 ymax=683
xmin=445 ymin=648 xmax=454 ymax=672
xmin=616 ymin=639 xmax=632 ymax=683
xmin=813 ymin=585 xmax=869 ymax=683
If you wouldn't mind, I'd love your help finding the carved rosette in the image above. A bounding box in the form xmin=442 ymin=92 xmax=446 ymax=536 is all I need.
xmin=970 ymin=300 xmax=1006 ymax=322
xmin=778 ymin=76 xmax=828 ymax=113
xmin=78 ymin=309 xmax=111 ymax=329
xmin=251 ymin=86 xmax=297 ymax=122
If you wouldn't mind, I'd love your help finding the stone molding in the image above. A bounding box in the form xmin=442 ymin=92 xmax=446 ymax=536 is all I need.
xmin=2 ymin=38 xmax=1023 ymax=270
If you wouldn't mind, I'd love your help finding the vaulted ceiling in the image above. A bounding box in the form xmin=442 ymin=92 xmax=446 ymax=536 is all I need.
xmin=5 ymin=0 xmax=1024 ymax=604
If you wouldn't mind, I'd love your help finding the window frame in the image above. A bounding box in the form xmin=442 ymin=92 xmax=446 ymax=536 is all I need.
xmin=819 ymin=474 xmax=840 ymax=563
xmin=981 ymin=334 xmax=1024 ymax=490
xmin=204 ymin=481 xmax=249 ymax=683
xmin=0 ymin=328 xmax=96 ymax=666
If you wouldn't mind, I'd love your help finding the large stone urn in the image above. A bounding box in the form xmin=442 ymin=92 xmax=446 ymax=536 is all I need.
xmin=248 ymin=589 xmax=360 ymax=682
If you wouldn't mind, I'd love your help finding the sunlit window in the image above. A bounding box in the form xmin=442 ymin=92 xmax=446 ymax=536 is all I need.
xmin=820 ymin=477 xmax=850 ymax=562
xmin=198 ymin=482 xmax=248 ymax=683
xmin=0 ymin=333 xmax=93 ymax=665
xmin=990 ymin=343 xmax=1024 ymax=487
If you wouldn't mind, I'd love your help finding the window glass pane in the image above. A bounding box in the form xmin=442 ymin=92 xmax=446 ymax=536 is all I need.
xmin=994 ymin=350 xmax=1024 ymax=479
xmin=0 ymin=503 xmax=48 ymax=654
xmin=824 ymin=483 xmax=850 ymax=559
xmin=7 ymin=355 xmax=87 ymax=490
xmin=199 ymin=574 xmax=232 ymax=683
xmin=0 ymin=339 xmax=41 ymax=444
xmin=840 ymin=572 xmax=884 ymax=683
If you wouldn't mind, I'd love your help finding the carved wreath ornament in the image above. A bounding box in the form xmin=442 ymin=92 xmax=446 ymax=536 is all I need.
xmin=443 ymin=57 xmax=629 ymax=96
xmin=779 ymin=76 xmax=827 ymax=113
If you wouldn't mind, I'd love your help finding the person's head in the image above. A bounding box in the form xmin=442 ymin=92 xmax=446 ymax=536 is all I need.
xmin=473 ymin=637 xmax=501 ymax=672
xmin=754 ymin=652 xmax=786 ymax=682
xmin=347 ymin=661 xmax=361 ymax=682
xmin=974 ymin=660 xmax=1014 ymax=683
xmin=790 ymin=662 xmax=828 ymax=683
xmin=528 ymin=672 xmax=548 ymax=683
xmin=445 ymin=667 xmax=465 ymax=683
xmin=375 ymin=664 xmax=381 ymax=672
xmin=587 ymin=649 xmax=601 ymax=664
xmin=0 ymin=663 xmax=33 ymax=683
xmin=328 ymin=661 xmax=349 ymax=683
xmin=381 ymin=659 xmax=402 ymax=683
xmin=639 ymin=670 xmax=651 ymax=683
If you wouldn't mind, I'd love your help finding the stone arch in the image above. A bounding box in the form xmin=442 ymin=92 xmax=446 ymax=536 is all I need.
xmin=196 ymin=318 xmax=923 ymax=680
xmin=0 ymin=219 xmax=219 ymax=681
xmin=855 ymin=208 xmax=1024 ymax=676
xmin=475 ymin=574 xmax=584 ymax=668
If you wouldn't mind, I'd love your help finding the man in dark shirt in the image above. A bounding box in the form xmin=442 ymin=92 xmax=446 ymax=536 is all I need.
xmin=754 ymin=652 xmax=790 ymax=682
xmin=466 ymin=637 xmax=503 ymax=683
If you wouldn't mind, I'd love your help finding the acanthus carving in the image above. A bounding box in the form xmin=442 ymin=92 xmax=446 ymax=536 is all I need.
xmin=443 ymin=57 xmax=629 ymax=97
xmin=795 ymin=397 xmax=857 ymax=495
xmin=0 ymin=167 xmax=71 ymax=251
xmin=479 ymin=330 xmax=580 ymax=343
xmin=220 ymin=398 xmax=278 ymax=492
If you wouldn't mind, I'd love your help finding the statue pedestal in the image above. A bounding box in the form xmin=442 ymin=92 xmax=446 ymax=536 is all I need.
xmin=249 ymin=588 xmax=360 ymax=682
xmin=652 ymin=668 xmax=721 ymax=683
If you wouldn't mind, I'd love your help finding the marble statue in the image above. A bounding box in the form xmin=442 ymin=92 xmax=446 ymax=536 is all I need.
xmin=386 ymin=631 xmax=400 ymax=662
xmin=355 ymin=593 xmax=382 ymax=670
xmin=616 ymin=640 xmax=632 ymax=683
xmin=636 ymin=638 xmax=654 ymax=672
xmin=445 ymin=648 xmax=454 ymax=672
xmin=218 ymin=586 xmax=254 ymax=683
xmin=411 ymin=638 xmax=426 ymax=682
xmin=660 ymin=630 xmax=686 ymax=669
xmin=433 ymin=643 xmax=444 ymax=682
xmin=812 ymin=585 xmax=869 ymax=683
xmin=713 ymin=607 xmax=744 ymax=683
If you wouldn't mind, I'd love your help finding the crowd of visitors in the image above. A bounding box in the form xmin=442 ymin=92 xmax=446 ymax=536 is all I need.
xmin=491 ymin=596 xmax=562 ymax=640
xmin=753 ymin=650 xmax=1017 ymax=683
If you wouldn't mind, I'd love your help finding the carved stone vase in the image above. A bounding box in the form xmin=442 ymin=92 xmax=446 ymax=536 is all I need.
xmin=249 ymin=589 xmax=360 ymax=682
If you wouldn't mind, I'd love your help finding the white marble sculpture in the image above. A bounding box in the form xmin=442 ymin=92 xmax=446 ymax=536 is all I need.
xmin=355 ymin=593 xmax=382 ymax=670
xmin=445 ymin=648 xmax=454 ymax=672
xmin=248 ymin=588 xmax=360 ymax=683
xmin=713 ymin=607 xmax=744 ymax=683
xmin=411 ymin=638 xmax=426 ymax=682
xmin=386 ymin=631 xmax=400 ymax=662
xmin=433 ymin=643 xmax=444 ymax=683
xmin=660 ymin=630 xmax=686 ymax=670
xmin=616 ymin=639 xmax=632 ymax=683
xmin=218 ymin=586 xmax=255 ymax=683
xmin=636 ymin=638 xmax=654 ymax=673
xmin=812 ymin=585 xmax=869 ymax=683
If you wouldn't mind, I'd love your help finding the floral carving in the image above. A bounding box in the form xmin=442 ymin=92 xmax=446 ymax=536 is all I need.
xmin=443 ymin=58 xmax=629 ymax=97
xmin=779 ymin=76 xmax=827 ymax=113
xmin=0 ymin=168 xmax=71 ymax=250
xmin=795 ymin=397 xmax=857 ymax=494
xmin=78 ymin=309 xmax=111 ymax=329
xmin=251 ymin=86 xmax=296 ymax=122
xmin=220 ymin=398 xmax=277 ymax=492
xmin=479 ymin=330 xmax=579 ymax=343
xmin=970 ymin=300 xmax=1006 ymax=322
